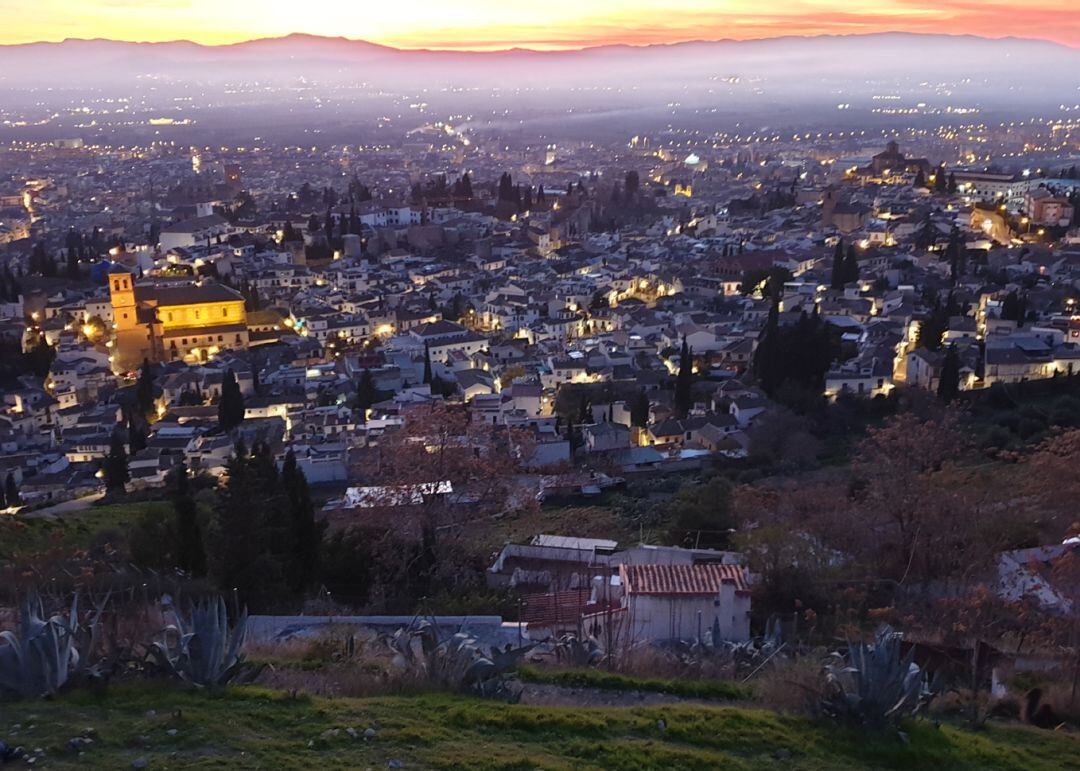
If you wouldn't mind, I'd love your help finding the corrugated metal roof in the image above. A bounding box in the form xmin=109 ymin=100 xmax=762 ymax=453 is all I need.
xmin=621 ymin=563 xmax=749 ymax=596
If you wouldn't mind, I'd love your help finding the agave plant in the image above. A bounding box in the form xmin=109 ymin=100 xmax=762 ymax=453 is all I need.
xmin=0 ymin=593 xmax=105 ymax=700
xmin=552 ymin=633 xmax=604 ymax=668
xmin=148 ymin=597 xmax=257 ymax=687
xmin=385 ymin=619 xmax=534 ymax=699
xmin=821 ymin=626 xmax=938 ymax=729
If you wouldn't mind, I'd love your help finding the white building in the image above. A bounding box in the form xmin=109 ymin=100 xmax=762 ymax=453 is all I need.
xmin=588 ymin=563 xmax=751 ymax=645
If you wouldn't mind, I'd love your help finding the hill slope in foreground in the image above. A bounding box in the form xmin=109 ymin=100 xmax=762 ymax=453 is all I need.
xmin=2 ymin=684 xmax=1075 ymax=770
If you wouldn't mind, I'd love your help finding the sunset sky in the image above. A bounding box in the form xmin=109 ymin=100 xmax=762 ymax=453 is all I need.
xmin=0 ymin=0 xmax=1077 ymax=49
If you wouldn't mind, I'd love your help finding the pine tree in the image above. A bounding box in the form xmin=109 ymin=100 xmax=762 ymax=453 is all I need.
xmin=937 ymin=344 xmax=961 ymax=403
xmin=103 ymin=429 xmax=129 ymax=495
xmin=171 ymin=461 xmax=206 ymax=576
xmin=674 ymin=337 xmax=694 ymax=418
xmin=218 ymin=368 xmax=245 ymax=431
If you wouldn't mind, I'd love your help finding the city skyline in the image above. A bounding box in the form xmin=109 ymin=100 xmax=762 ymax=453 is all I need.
xmin=0 ymin=0 xmax=1078 ymax=50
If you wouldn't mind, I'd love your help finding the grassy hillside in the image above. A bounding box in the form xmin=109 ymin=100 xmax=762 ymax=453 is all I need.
xmin=0 ymin=501 xmax=166 ymax=561
xmin=3 ymin=683 xmax=1076 ymax=770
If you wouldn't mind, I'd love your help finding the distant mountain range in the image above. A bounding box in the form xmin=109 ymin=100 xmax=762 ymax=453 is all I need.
xmin=1 ymin=32 xmax=1078 ymax=92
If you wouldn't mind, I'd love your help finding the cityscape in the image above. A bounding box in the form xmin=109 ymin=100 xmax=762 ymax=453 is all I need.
xmin=1 ymin=2 xmax=1080 ymax=767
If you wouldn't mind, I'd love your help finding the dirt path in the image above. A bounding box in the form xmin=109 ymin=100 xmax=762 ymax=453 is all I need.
xmin=23 ymin=492 xmax=104 ymax=519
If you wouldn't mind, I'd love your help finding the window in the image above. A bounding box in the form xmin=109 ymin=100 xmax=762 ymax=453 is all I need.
xmin=222 ymin=307 xmax=229 ymax=317
xmin=167 ymin=312 xmax=173 ymax=322
xmin=194 ymin=310 xmax=201 ymax=320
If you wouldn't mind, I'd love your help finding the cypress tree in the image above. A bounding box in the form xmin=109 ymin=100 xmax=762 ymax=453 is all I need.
xmin=103 ymin=429 xmax=129 ymax=495
xmin=844 ymin=243 xmax=860 ymax=284
xmin=938 ymin=344 xmax=961 ymax=403
xmin=674 ymin=336 xmax=694 ymax=417
xmin=830 ymin=238 xmax=845 ymax=289
xmin=172 ymin=461 xmax=206 ymax=576
xmin=629 ymin=389 xmax=651 ymax=428
xmin=211 ymin=441 xmax=289 ymax=610
xmin=282 ymin=450 xmax=324 ymax=593
xmin=136 ymin=358 xmax=155 ymax=417
xmin=356 ymin=368 xmax=377 ymax=422
xmin=127 ymin=411 xmax=147 ymax=453
xmin=422 ymin=342 xmax=433 ymax=385
xmin=4 ymin=473 xmax=19 ymax=507
xmin=218 ymin=368 xmax=245 ymax=431
xmin=753 ymin=302 xmax=782 ymax=395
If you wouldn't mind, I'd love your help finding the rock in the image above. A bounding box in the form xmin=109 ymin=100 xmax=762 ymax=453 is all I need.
xmin=132 ymin=756 xmax=149 ymax=769
xmin=363 ymin=728 xmax=377 ymax=739
xmin=144 ymin=710 xmax=156 ymax=718
xmin=320 ymin=729 xmax=341 ymax=740
xmin=345 ymin=727 xmax=358 ymax=739
xmin=165 ymin=729 xmax=178 ymax=737
xmin=0 ymin=741 xmax=23 ymax=762
xmin=388 ymin=761 xmax=404 ymax=769
xmin=656 ymin=719 xmax=666 ymax=731
xmin=773 ymin=749 xmax=792 ymax=760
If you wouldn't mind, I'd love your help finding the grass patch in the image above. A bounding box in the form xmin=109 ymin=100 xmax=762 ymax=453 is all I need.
xmin=517 ymin=666 xmax=752 ymax=701
xmin=467 ymin=504 xmax=639 ymax=555
xmin=0 ymin=500 xmax=171 ymax=561
xmin=0 ymin=682 xmax=1075 ymax=769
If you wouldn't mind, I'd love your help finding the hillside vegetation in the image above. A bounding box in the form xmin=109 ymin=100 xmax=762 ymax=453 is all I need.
xmin=2 ymin=684 xmax=1076 ymax=770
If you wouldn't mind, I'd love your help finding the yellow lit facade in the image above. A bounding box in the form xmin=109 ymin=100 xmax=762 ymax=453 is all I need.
xmin=108 ymin=267 xmax=249 ymax=370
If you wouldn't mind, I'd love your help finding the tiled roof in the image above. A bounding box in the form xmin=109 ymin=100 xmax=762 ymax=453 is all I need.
xmin=141 ymin=282 xmax=244 ymax=307
xmin=621 ymin=563 xmax=749 ymax=596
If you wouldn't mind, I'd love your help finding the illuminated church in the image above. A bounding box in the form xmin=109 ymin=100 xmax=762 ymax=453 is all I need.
xmin=109 ymin=267 xmax=249 ymax=371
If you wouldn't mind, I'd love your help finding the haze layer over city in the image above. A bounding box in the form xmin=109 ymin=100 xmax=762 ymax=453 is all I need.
xmin=1 ymin=1 xmax=1080 ymax=767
